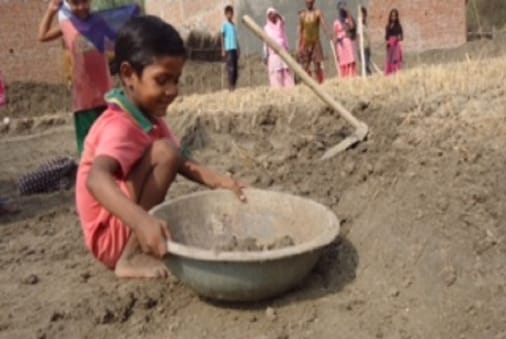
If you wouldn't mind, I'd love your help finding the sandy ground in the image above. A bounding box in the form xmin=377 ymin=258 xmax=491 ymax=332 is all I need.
xmin=1 ymin=47 xmax=506 ymax=338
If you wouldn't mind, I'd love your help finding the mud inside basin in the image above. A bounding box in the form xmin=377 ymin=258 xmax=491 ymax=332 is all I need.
xmin=149 ymin=188 xmax=340 ymax=302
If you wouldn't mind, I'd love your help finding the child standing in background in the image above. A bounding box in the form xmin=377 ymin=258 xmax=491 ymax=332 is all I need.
xmin=361 ymin=6 xmax=372 ymax=76
xmin=221 ymin=5 xmax=240 ymax=91
xmin=38 ymin=0 xmax=114 ymax=156
xmin=385 ymin=8 xmax=404 ymax=75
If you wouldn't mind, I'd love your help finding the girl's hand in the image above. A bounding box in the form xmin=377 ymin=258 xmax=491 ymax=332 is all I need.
xmin=217 ymin=176 xmax=247 ymax=202
xmin=134 ymin=215 xmax=172 ymax=258
xmin=49 ymin=0 xmax=63 ymax=12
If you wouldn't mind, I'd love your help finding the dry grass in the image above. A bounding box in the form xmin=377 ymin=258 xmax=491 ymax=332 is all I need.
xmin=171 ymin=55 xmax=506 ymax=117
xmin=170 ymin=55 xmax=506 ymax=153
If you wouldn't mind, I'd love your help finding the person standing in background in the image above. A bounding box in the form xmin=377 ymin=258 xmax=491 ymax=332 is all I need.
xmin=298 ymin=0 xmax=331 ymax=84
xmin=385 ymin=8 xmax=403 ymax=75
xmin=38 ymin=0 xmax=114 ymax=156
xmin=333 ymin=1 xmax=357 ymax=78
xmin=361 ymin=6 xmax=372 ymax=76
xmin=221 ymin=5 xmax=240 ymax=91
xmin=38 ymin=0 xmax=139 ymax=156
xmin=263 ymin=7 xmax=294 ymax=88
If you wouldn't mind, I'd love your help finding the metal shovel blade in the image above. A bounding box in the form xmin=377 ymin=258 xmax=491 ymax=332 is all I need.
xmin=320 ymin=122 xmax=369 ymax=160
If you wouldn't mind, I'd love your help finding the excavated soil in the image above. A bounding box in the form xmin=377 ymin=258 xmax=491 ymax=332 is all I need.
xmin=0 ymin=51 xmax=505 ymax=339
xmin=213 ymin=235 xmax=296 ymax=252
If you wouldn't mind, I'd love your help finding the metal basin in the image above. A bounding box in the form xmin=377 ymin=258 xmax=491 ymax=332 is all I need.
xmin=149 ymin=188 xmax=340 ymax=302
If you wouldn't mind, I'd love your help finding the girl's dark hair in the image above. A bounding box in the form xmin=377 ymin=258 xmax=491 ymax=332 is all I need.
xmin=387 ymin=8 xmax=400 ymax=26
xmin=225 ymin=5 xmax=234 ymax=14
xmin=339 ymin=8 xmax=347 ymax=19
xmin=115 ymin=15 xmax=186 ymax=76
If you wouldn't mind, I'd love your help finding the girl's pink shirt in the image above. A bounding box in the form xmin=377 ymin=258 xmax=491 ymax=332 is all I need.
xmin=76 ymin=105 xmax=180 ymax=266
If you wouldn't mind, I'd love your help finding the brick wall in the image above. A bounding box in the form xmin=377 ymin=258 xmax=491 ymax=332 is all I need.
xmin=368 ymin=0 xmax=467 ymax=51
xmin=0 ymin=0 xmax=467 ymax=84
xmin=146 ymin=0 xmax=467 ymax=52
xmin=0 ymin=0 xmax=62 ymax=84
xmin=145 ymin=0 xmax=238 ymax=37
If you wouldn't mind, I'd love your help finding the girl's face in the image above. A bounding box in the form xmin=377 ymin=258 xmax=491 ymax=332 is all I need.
xmin=305 ymin=0 xmax=315 ymax=10
xmin=390 ymin=10 xmax=398 ymax=22
xmin=68 ymin=0 xmax=91 ymax=20
xmin=121 ymin=56 xmax=185 ymax=118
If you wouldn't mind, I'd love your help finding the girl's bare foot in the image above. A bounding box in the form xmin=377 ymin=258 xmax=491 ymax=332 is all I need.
xmin=114 ymin=234 xmax=169 ymax=279
xmin=115 ymin=252 xmax=169 ymax=279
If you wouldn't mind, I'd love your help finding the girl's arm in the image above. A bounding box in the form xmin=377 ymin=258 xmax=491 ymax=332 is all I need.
xmin=87 ymin=156 xmax=170 ymax=257
xmin=399 ymin=25 xmax=404 ymax=41
xmin=104 ymin=37 xmax=116 ymax=63
xmin=179 ymin=159 xmax=246 ymax=201
xmin=318 ymin=10 xmax=332 ymax=40
xmin=38 ymin=0 xmax=63 ymax=42
xmin=298 ymin=13 xmax=304 ymax=48
xmin=333 ymin=22 xmax=339 ymax=45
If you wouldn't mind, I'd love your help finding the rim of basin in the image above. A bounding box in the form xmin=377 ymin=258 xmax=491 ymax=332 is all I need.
xmin=150 ymin=189 xmax=340 ymax=262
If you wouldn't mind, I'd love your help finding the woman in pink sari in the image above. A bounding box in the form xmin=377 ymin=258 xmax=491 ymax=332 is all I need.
xmin=385 ymin=9 xmax=403 ymax=75
xmin=333 ymin=1 xmax=356 ymax=78
xmin=263 ymin=7 xmax=294 ymax=88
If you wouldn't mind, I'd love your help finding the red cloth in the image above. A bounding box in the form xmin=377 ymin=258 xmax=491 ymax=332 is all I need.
xmin=0 ymin=70 xmax=7 ymax=108
xmin=386 ymin=37 xmax=403 ymax=75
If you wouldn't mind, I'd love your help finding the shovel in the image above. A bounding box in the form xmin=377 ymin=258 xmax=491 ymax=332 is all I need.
xmin=329 ymin=40 xmax=341 ymax=78
xmin=242 ymin=15 xmax=368 ymax=160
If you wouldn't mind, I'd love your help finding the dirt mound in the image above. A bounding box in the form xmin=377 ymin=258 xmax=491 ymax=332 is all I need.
xmin=0 ymin=82 xmax=71 ymax=119
xmin=2 ymin=32 xmax=506 ymax=120
xmin=0 ymin=55 xmax=505 ymax=338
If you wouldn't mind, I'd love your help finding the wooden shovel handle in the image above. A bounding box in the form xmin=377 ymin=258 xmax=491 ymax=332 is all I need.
xmin=242 ymin=15 xmax=364 ymax=130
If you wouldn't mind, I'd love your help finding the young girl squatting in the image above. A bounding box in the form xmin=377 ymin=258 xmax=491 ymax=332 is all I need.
xmin=76 ymin=16 xmax=246 ymax=279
